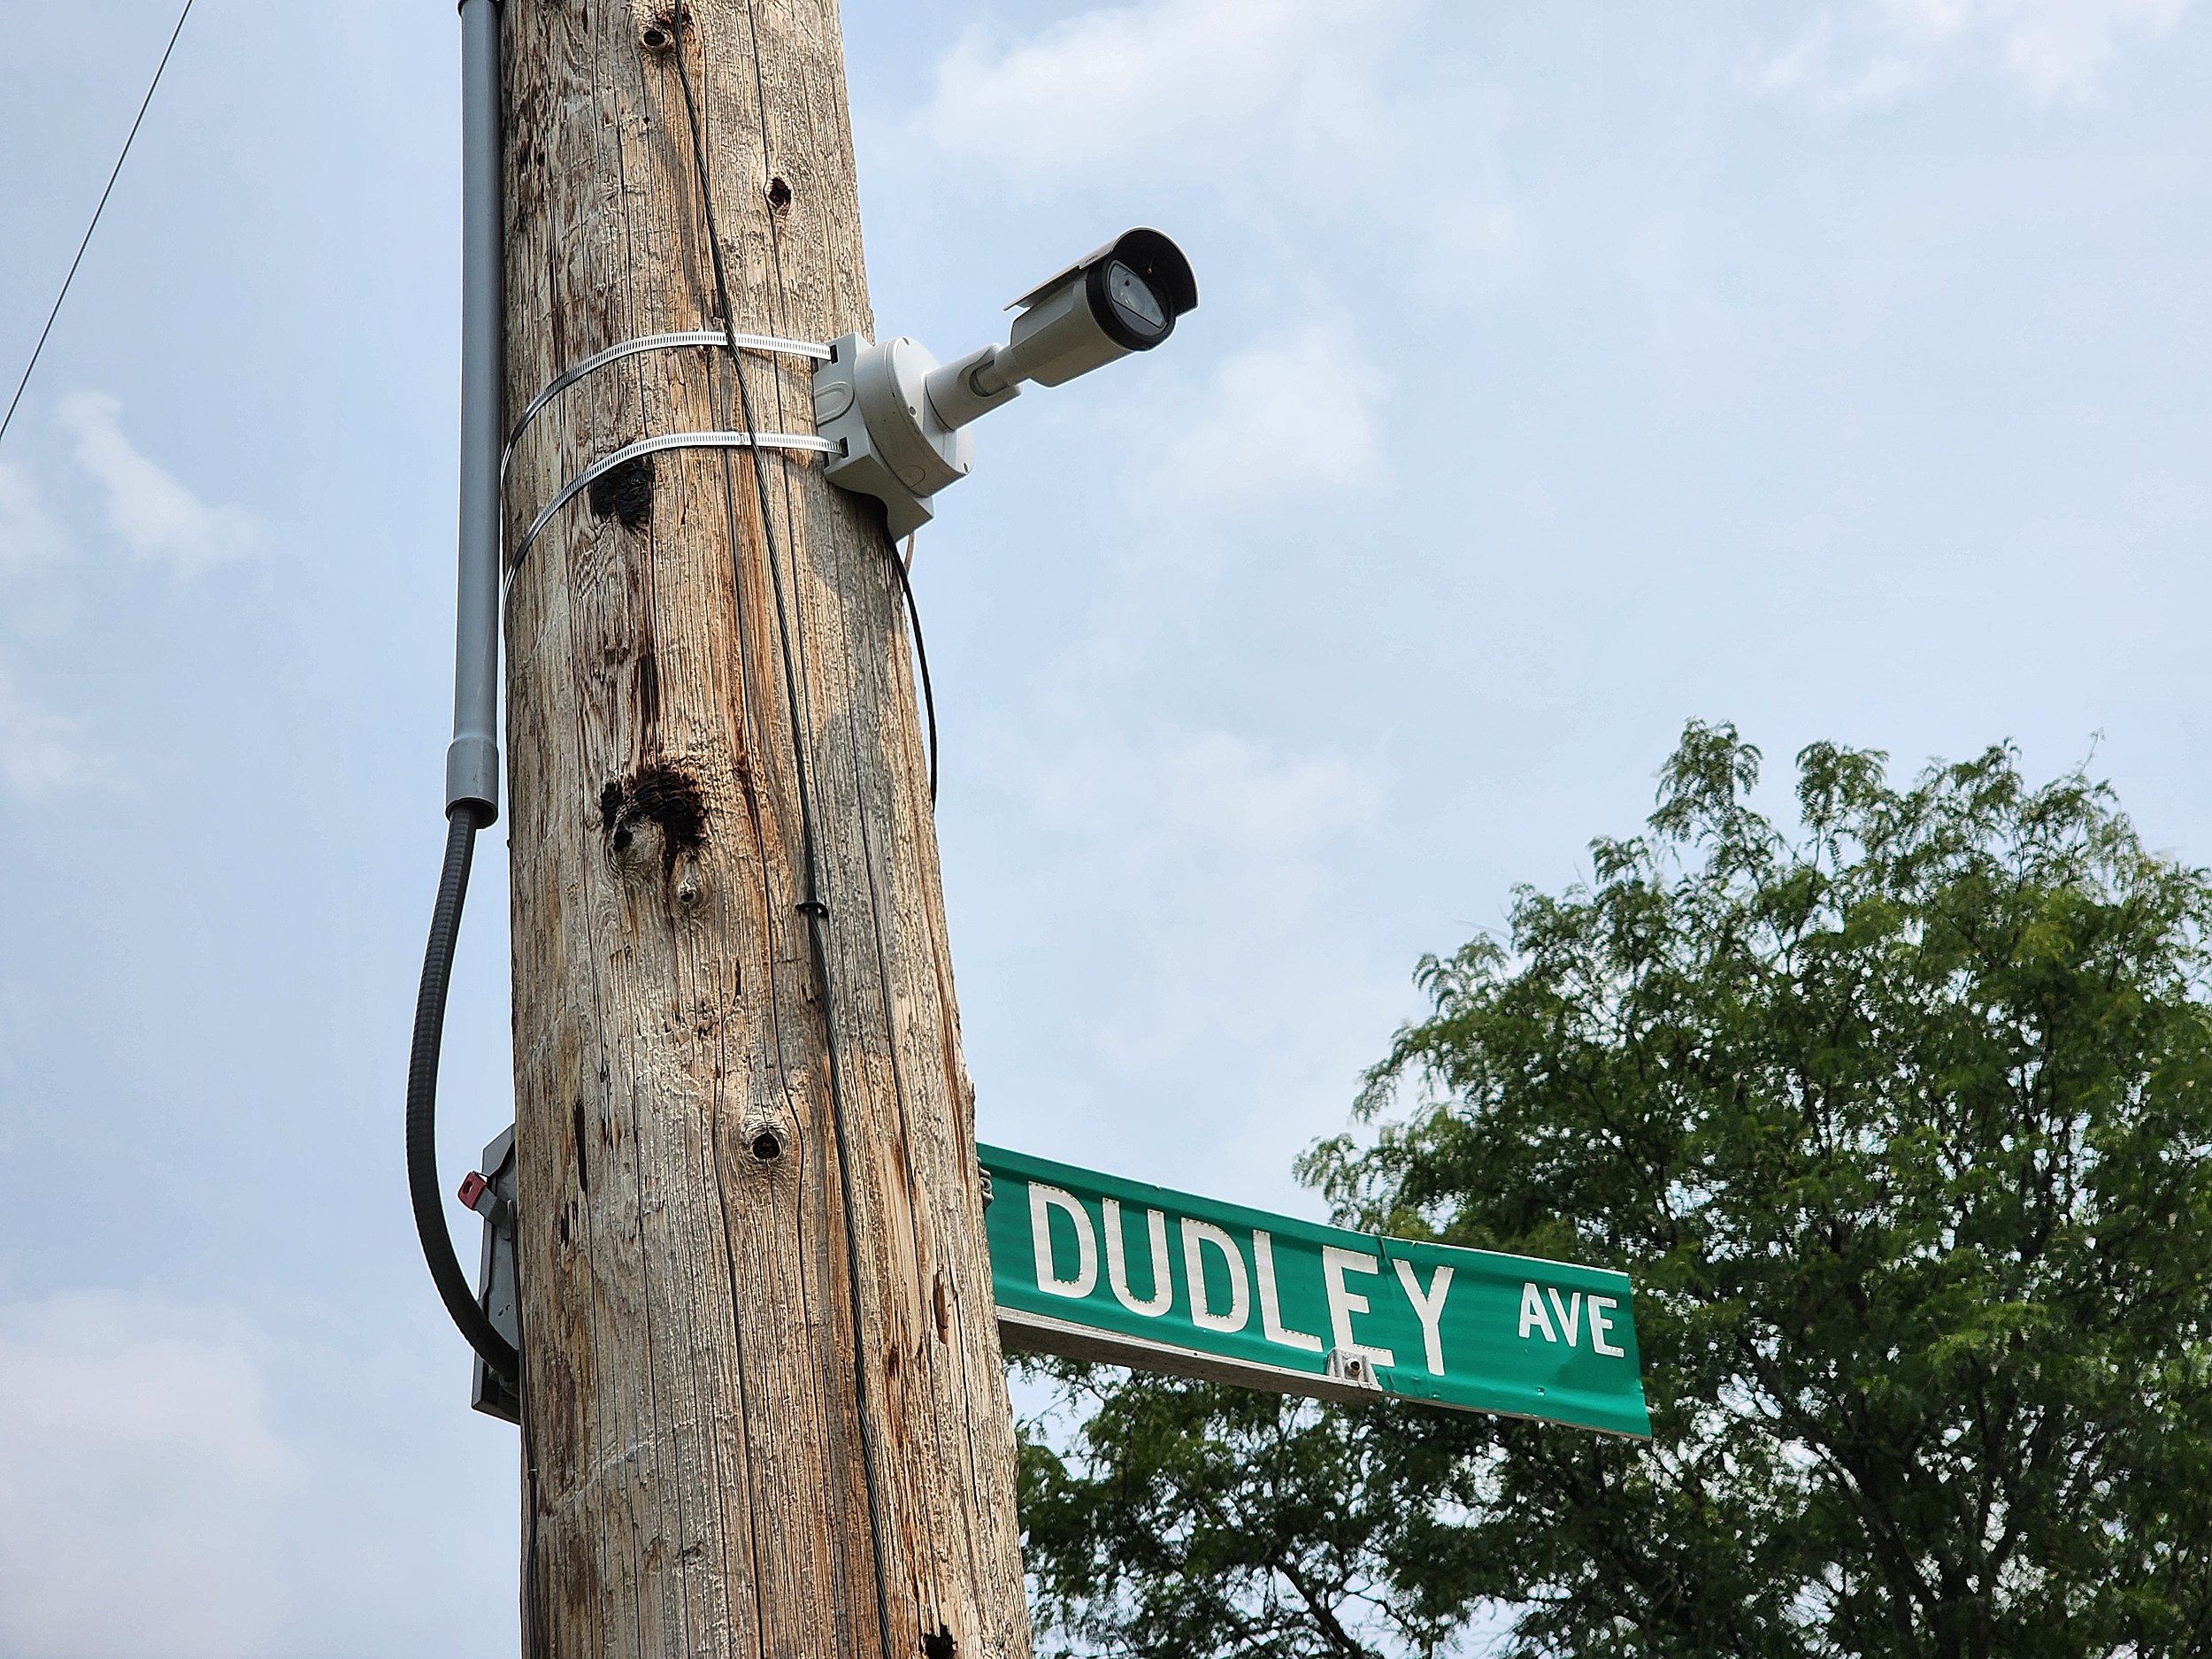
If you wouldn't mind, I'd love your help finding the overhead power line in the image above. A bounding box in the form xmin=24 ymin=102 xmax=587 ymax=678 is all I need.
xmin=0 ymin=0 xmax=194 ymax=451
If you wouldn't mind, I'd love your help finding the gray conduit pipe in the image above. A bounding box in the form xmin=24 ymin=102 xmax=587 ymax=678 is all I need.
xmin=447 ymin=0 xmax=503 ymax=820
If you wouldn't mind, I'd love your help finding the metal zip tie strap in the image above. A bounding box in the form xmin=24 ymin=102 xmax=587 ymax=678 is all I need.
xmin=503 ymin=428 xmax=839 ymax=590
xmin=505 ymin=329 xmax=829 ymax=457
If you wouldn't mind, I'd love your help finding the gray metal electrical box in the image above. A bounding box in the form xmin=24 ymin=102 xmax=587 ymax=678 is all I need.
xmin=467 ymin=1125 xmax=520 ymax=1423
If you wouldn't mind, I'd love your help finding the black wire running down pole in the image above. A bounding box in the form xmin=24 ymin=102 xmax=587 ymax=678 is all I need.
xmin=669 ymin=27 xmax=901 ymax=1659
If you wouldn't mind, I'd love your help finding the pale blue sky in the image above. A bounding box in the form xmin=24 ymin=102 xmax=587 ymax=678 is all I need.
xmin=2 ymin=0 xmax=2208 ymax=1652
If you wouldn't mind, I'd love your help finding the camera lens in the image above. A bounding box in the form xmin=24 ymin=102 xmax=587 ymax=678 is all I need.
xmin=1105 ymin=261 xmax=1168 ymax=337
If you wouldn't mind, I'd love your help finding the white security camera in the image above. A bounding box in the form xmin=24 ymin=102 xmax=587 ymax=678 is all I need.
xmin=813 ymin=228 xmax=1197 ymax=536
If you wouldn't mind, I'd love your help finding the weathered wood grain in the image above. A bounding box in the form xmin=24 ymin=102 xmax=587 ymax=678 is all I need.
xmin=500 ymin=4 xmax=1031 ymax=1655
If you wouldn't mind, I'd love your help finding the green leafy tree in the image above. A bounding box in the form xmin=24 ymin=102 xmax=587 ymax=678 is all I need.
xmin=1017 ymin=725 xmax=2212 ymax=1659
xmin=1020 ymin=1364 xmax=1488 ymax=1659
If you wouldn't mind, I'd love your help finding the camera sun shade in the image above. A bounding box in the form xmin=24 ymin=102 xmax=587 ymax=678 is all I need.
xmin=995 ymin=227 xmax=1198 ymax=385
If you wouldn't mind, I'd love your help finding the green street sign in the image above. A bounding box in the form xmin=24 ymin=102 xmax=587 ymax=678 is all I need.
xmin=981 ymin=1143 xmax=1650 ymax=1440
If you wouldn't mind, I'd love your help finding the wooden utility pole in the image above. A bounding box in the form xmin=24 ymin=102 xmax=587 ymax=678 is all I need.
xmin=495 ymin=4 xmax=1032 ymax=1655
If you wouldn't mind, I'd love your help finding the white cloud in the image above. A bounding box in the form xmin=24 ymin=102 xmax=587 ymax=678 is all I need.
xmin=1018 ymin=726 xmax=1382 ymax=1068
xmin=58 ymin=392 xmax=261 ymax=573
xmin=0 ymin=461 xmax=73 ymax=572
xmin=902 ymin=0 xmax=1518 ymax=313
xmin=1133 ymin=729 xmax=1379 ymax=862
xmin=0 ymin=1290 xmax=305 ymax=1657
xmin=951 ymin=712 xmax=1410 ymax=1213
xmin=0 ymin=663 xmax=88 ymax=795
xmin=1149 ymin=325 xmax=1385 ymax=507
xmin=0 ymin=396 xmax=265 ymax=796
xmin=1 ymin=455 xmax=89 ymax=795
xmin=1988 ymin=0 xmax=2188 ymax=97
xmin=1758 ymin=0 xmax=2188 ymax=107
xmin=0 ymin=1286 xmax=523 ymax=1656
xmin=913 ymin=0 xmax=1411 ymax=189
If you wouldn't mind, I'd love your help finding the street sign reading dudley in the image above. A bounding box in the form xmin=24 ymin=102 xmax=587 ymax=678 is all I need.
xmin=982 ymin=1143 xmax=1651 ymax=1439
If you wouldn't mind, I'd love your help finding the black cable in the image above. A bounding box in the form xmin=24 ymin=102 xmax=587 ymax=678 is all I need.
xmin=520 ymin=1378 xmax=548 ymax=1659
xmin=894 ymin=537 xmax=940 ymax=806
xmin=669 ymin=28 xmax=900 ymax=1659
xmin=405 ymin=803 xmax=519 ymax=1382
xmin=0 ymin=0 xmax=193 ymax=450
